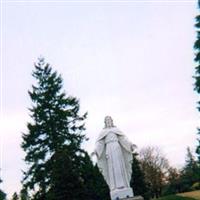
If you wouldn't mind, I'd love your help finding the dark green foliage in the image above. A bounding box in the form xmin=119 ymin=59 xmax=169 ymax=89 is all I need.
xmin=184 ymin=148 xmax=199 ymax=184
xmin=178 ymin=148 xmax=200 ymax=192
xmin=130 ymin=153 xmax=150 ymax=200
xmin=164 ymin=148 xmax=200 ymax=195
xmin=0 ymin=178 xmax=6 ymax=200
xmin=11 ymin=192 xmax=19 ymax=200
xmin=46 ymin=148 xmax=110 ymax=200
xmin=21 ymin=57 xmax=87 ymax=199
xmin=78 ymin=152 xmax=110 ymax=200
xmin=46 ymin=148 xmax=86 ymax=200
xmin=0 ymin=191 xmax=6 ymax=200
xmin=20 ymin=189 xmax=29 ymax=200
xmin=0 ymin=192 xmax=6 ymax=200
xmin=194 ymin=0 xmax=200 ymax=163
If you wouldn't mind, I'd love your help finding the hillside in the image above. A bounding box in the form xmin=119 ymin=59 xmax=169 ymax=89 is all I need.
xmin=178 ymin=190 xmax=200 ymax=200
xmin=157 ymin=190 xmax=200 ymax=200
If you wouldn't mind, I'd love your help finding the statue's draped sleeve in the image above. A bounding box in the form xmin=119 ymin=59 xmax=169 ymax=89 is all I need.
xmin=118 ymin=135 xmax=133 ymax=183
xmin=95 ymin=130 xmax=109 ymax=185
xmin=95 ymin=138 xmax=105 ymax=158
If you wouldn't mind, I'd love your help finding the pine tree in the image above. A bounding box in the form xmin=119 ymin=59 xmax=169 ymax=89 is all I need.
xmin=21 ymin=57 xmax=87 ymax=199
xmin=179 ymin=147 xmax=200 ymax=190
xmin=46 ymin=150 xmax=110 ymax=200
xmin=185 ymin=147 xmax=197 ymax=168
xmin=79 ymin=153 xmax=110 ymax=200
xmin=20 ymin=188 xmax=29 ymax=200
xmin=194 ymin=0 xmax=200 ymax=163
xmin=130 ymin=153 xmax=150 ymax=200
xmin=46 ymin=147 xmax=86 ymax=200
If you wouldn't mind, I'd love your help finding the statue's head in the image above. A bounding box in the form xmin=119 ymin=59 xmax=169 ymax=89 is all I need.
xmin=104 ymin=116 xmax=114 ymax=128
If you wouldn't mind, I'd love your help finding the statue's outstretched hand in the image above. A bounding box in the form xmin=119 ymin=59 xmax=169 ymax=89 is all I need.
xmin=131 ymin=144 xmax=137 ymax=152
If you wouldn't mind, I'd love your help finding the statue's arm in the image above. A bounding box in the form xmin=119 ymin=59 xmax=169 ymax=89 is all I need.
xmin=131 ymin=144 xmax=137 ymax=152
xmin=94 ymin=139 xmax=105 ymax=159
xmin=118 ymin=135 xmax=137 ymax=153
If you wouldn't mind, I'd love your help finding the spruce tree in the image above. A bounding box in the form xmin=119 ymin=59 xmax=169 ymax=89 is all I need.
xmin=179 ymin=147 xmax=200 ymax=190
xmin=194 ymin=0 xmax=200 ymax=163
xmin=79 ymin=153 xmax=110 ymax=200
xmin=130 ymin=153 xmax=150 ymax=200
xmin=21 ymin=57 xmax=87 ymax=199
xmin=46 ymin=150 xmax=110 ymax=200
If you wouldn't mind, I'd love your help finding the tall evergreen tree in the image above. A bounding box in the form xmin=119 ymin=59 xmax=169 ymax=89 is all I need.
xmin=21 ymin=57 xmax=87 ymax=199
xmin=79 ymin=152 xmax=110 ymax=200
xmin=179 ymin=147 xmax=200 ymax=191
xmin=194 ymin=0 xmax=200 ymax=163
xmin=130 ymin=152 xmax=150 ymax=200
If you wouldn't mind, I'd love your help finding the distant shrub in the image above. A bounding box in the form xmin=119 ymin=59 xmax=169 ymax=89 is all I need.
xmin=190 ymin=182 xmax=200 ymax=190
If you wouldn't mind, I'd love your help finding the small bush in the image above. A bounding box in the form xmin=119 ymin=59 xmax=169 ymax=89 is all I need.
xmin=190 ymin=182 xmax=200 ymax=191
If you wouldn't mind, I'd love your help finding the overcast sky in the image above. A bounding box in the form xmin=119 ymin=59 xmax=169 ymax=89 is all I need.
xmin=1 ymin=0 xmax=199 ymax=198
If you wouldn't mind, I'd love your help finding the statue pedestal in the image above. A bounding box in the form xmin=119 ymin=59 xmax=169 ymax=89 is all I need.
xmin=121 ymin=196 xmax=144 ymax=200
xmin=110 ymin=187 xmax=134 ymax=200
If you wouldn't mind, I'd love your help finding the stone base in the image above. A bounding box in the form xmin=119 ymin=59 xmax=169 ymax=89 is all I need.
xmin=121 ymin=196 xmax=144 ymax=200
xmin=110 ymin=187 xmax=134 ymax=200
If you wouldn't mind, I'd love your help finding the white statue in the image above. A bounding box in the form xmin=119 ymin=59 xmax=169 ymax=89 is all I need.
xmin=93 ymin=116 xmax=135 ymax=200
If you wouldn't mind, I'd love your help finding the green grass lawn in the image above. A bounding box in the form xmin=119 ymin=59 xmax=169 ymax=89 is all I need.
xmin=157 ymin=195 xmax=196 ymax=200
xmin=156 ymin=190 xmax=200 ymax=200
xmin=178 ymin=190 xmax=200 ymax=200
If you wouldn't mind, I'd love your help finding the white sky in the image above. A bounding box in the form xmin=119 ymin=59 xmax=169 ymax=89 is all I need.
xmin=1 ymin=0 xmax=200 ymax=198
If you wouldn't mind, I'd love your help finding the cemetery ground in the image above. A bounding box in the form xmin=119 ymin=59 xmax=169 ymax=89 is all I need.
xmin=157 ymin=190 xmax=200 ymax=200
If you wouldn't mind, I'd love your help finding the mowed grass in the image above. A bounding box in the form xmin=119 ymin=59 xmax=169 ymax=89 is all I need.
xmin=157 ymin=190 xmax=200 ymax=200
xmin=178 ymin=190 xmax=200 ymax=200
xmin=157 ymin=195 xmax=196 ymax=200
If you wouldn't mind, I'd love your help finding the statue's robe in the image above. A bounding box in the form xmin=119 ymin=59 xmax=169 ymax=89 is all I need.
xmin=95 ymin=127 xmax=133 ymax=191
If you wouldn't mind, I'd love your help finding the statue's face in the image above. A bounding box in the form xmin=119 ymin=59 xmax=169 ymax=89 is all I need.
xmin=104 ymin=116 xmax=114 ymax=128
